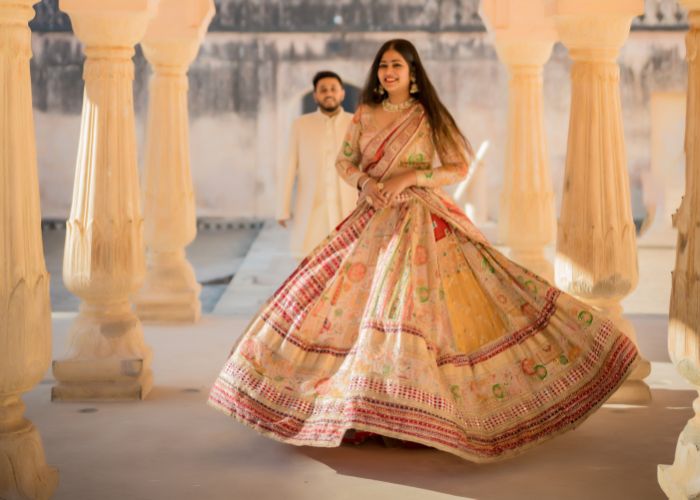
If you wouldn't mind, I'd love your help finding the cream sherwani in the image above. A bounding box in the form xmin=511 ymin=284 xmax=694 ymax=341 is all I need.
xmin=277 ymin=109 xmax=358 ymax=259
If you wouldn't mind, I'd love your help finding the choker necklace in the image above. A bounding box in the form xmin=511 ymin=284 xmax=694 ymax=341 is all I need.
xmin=382 ymin=97 xmax=416 ymax=112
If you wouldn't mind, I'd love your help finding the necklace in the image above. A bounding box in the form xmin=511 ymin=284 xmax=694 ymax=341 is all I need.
xmin=382 ymin=97 xmax=416 ymax=113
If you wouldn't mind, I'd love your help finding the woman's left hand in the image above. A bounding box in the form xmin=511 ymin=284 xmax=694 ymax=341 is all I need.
xmin=381 ymin=172 xmax=417 ymax=204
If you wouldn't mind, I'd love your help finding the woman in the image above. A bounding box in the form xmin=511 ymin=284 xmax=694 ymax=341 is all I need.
xmin=209 ymin=39 xmax=639 ymax=463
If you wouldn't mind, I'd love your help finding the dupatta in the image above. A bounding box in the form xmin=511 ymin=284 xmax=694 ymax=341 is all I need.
xmin=358 ymin=104 xmax=487 ymax=245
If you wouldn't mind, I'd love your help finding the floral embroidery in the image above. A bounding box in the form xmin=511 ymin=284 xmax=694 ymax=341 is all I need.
xmin=342 ymin=141 xmax=353 ymax=157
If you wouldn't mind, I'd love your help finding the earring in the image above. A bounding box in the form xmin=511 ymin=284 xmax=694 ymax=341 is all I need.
xmin=375 ymin=85 xmax=385 ymax=95
xmin=410 ymin=75 xmax=419 ymax=94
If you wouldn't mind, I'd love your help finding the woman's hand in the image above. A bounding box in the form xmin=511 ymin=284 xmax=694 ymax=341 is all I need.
xmin=380 ymin=171 xmax=417 ymax=204
xmin=362 ymin=179 xmax=389 ymax=209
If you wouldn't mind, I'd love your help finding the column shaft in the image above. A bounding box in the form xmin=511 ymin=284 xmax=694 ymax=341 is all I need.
xmin=551 ymin=4 xmax=651 ymax=404
xmin=658 ymin=6 xmax=700 ymax=496
xmin=0 ymin=1 xmax=58 ymax=497
xmin=52 ymin=1 xmax=159 ymax=401
xmin=500 ymin=63 xmax=556 ymax=280
xmin=134 ymin=58 xmax=201 ymax=322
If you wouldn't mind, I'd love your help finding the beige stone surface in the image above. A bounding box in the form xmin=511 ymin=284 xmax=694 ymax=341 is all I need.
xmin=52 ymin=0 xmax=160 ymax=402
xmin=550 ymin=0 xmax=652 ymax=404
xmin=134 ymin=0 xmax=215 ymax=323
xmin=481 ymin=0 xmax=557 ymax=281
xmin=0 ymin=1 xmax=58 ymax=497
xmin=657 ymin=4 xmax=700 ymax=498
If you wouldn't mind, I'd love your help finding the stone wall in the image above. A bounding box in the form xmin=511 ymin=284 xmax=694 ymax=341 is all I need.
xmin=28 ymin=0 xmax=688 ymax=222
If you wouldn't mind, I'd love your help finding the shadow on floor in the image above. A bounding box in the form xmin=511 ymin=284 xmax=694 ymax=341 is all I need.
xmin=293 ymin=388 xmax=692 ymax=500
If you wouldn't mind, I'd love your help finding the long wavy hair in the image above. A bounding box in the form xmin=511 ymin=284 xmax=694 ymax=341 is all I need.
xmin=360 ymin=39 xmax=473 ymax=162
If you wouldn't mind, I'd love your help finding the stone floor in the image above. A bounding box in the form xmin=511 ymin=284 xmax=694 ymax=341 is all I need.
xmin=21 ymin=220 xmax=687 ymax=500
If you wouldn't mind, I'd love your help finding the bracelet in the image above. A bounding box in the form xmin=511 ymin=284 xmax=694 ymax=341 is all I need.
xmin=358 ymin=176 xmax=373 ymax=191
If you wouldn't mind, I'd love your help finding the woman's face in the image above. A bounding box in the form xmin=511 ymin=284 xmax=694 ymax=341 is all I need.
xmin=377 ymin=49 xmax=411 ymax=97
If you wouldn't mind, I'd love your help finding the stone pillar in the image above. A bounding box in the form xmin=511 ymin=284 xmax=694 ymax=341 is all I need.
xmin=133 ymin=0 xmax=214 ymax=323
xmin=548 ymin=0 xmax=651 ymax=404
xmin=658 ymin=2 xmax=700 ymax=496
xmin=52 ymin=0 xmax=159 ymax=401
xmin=481 ymin=0 xmax=557 ymax=282
xmin=0 ymin=1 xmax=59 ymax=497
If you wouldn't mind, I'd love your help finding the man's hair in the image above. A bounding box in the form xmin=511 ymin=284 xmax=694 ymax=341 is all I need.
xmin=313 ymin=71 xmax=343 ymax=90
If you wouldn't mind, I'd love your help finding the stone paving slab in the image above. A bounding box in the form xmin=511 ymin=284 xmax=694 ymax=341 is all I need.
xmin=213 ymin=221 xmax=298 ymax=316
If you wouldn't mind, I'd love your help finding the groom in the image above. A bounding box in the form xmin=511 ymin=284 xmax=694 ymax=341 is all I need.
xmin=276 ymin=71 xmax=357 ymax=260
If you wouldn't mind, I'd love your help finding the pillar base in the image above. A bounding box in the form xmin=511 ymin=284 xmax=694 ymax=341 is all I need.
xmin=134 ymin=250 xmax=202 ymax=323
xmin=592 ymin=302 xmax=653 ymax=404
xmin=607 ymin=352 xmax=652 ymax=405
xmin=52 ymin=304 xmax=153 ymax=401
xmin=0 ymin=419 xmax=58 ymax=500
xmin=52 ymin=357 xmax=153 ymax=401
xmin=134 ymin=291 xmax=201 ymax=323
xmin=659 ymin=416 xmax=700 ymax=499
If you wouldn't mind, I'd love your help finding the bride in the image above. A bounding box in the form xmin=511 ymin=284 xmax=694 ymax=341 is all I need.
xmin=209 ymin=38 xmax=639 ymax=462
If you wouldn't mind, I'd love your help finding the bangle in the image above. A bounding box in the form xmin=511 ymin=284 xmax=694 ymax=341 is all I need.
xmin=359 ymin=176 xmax=373 ymax=191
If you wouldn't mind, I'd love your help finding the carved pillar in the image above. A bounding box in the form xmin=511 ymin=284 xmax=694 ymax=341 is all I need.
xmin=0 ymin=1 xmax=59 ymax=497
xmin=52 ymin=0 xmax=159 ymax=401
xmin=133 ymin=0 xmax=214 ymax=323
xmin=658 ymin=2 xmax=700 ymax=496
xmin=548 ymin=0 xmax=651 ymax=404
xmin=482 ymin=0 xmax=557 ymax=282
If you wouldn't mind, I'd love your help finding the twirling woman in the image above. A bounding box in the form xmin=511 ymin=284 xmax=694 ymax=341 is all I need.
xmin=208 ymin=39 xmax=639 ymax=462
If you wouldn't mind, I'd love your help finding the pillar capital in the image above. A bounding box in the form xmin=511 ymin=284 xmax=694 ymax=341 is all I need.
xmin=481 ymin=0 xmax=557 ymax=67
xmin=545 ymin=0 xmax=643 ymax=61
xmin=60 ymin=0 xmax=159 ymax=48
xmin=142 ymin=0 xmax=214 ymax=70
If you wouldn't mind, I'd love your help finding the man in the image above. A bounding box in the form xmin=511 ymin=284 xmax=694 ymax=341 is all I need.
xmin=276 ymin=71 xmax=358 ymax=259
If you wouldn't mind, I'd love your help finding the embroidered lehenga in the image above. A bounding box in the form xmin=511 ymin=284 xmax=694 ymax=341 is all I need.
xmin=209 ymin=103 xmax=639 ymax=463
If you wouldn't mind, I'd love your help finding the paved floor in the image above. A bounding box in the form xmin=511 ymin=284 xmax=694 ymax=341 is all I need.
xmin=26 ymin=313 xmax=690 ymax=500
xmin=19 ymin=219 xmax=686 ymax=500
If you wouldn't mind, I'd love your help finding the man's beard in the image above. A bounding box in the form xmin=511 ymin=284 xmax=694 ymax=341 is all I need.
xmin=319 ymin=100 xmax=340 ymax=113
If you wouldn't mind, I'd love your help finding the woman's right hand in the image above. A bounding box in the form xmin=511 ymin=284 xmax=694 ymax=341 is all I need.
xmin=362 ymin=179 xmax=389 ymax=209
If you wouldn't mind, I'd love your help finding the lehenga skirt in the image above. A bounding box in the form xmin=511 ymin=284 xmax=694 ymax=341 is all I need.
xmin=208 ymin=197 xmax=638 ymax=463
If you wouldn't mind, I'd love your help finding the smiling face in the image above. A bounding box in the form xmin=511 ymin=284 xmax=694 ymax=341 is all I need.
xmin=377 ymin=48 xmax=411 ymax=98
xmin=313 ymin=77 xmax=345 ymax=113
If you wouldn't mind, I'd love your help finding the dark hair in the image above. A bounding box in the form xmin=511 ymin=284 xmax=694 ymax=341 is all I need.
xmin=313 ymin=71 xmax=343 ymax=90
xmin=360 ymin=39 xmax=473 ymax=162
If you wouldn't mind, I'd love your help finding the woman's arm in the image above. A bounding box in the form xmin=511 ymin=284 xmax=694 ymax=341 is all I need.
xmin=415 ymin=141 xmax=469 ymax=189
xmin=335 ymin=106 xmax=366 ymax=189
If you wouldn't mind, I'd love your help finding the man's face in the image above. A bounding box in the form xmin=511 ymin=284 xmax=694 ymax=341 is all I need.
xmin=313 ymin=77 xmax=345 ymax=113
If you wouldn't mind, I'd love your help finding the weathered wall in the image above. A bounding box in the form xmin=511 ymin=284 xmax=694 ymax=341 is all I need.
xmin=27 ymin=0 xmax=688 ymax=222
